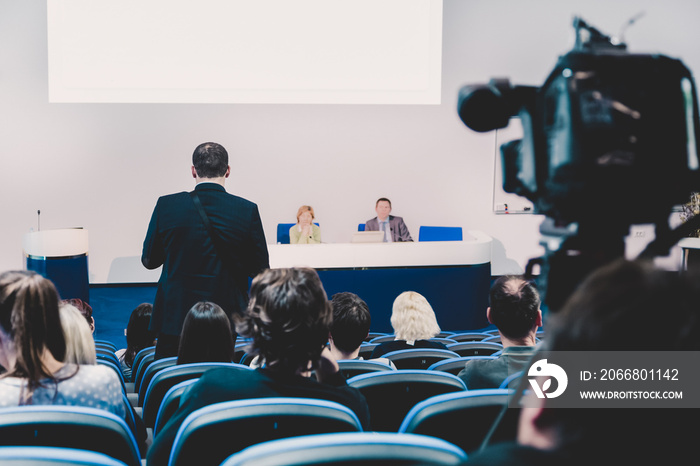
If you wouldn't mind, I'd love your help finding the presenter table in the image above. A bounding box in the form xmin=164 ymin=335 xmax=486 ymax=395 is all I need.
xmin=268 ymin=231 xmax=492 ymax=333
xmin=678 ymin=237 xmax=700 ymax=271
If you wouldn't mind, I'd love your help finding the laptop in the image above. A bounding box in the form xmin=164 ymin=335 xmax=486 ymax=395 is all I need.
xmin=351 ymin=231 xmax=385 ymax=243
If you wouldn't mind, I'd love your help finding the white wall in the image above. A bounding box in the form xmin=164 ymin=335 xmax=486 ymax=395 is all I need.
xmin=1 ymin=0 xmax=697 ymax=283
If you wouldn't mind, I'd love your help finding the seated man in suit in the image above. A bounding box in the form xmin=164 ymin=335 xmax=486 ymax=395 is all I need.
xmin=458 ymin=275 xmax=541 ymax=389
xmin=147 ymin=268 xmax=370 ymax=466
xmin=365 ymin=197 xmax=413 ymax=242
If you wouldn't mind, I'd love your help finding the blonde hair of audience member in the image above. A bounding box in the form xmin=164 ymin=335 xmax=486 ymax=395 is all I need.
xmin=390 ymin=291 xmax=441 ymax=342
xmin=59 ymin=303 xmax=97 ymax=365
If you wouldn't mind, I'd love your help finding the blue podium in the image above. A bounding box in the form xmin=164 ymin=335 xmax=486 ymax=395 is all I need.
xmin=23 ymin=228 xmax=90 ymax=304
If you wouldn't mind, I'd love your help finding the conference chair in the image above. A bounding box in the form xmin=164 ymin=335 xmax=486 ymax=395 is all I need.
xmin=153 ymin=378 xmax=199 ymax=436
xmin=446 ymin=341 xmax=503 ymax=357
xmin=276 ymin=223 xmax=295 ymax=244
xmin=364 ymin=332 xmax=388 ymax=342
xmin=94 ymin=339 xmax=118 ymax=352
xmin=368 ymin=334 xmax=396 ymax=344
xmin=357 ymin=223 xmax=366 ymax=231
xmin=233 ymin=342 xmax=250 ymax=364
xmin=141 ymin=362 xmax=249 ymax=428
xmin=418 ymin=226 xmax=463 ymax=242
xmin=429 ymin=337 xmax=458 ymax=345
xmin=481 ymin=335 xmax=503 ymax=344
xmin=382 ymin=348 xmax=461 ymax=370
xmin=0 ymin=446 xmax=129 ymax=466
xmin=499 ymin=370 xmax=525 ymax=389
xmin=136 ymin=356 xmax=177 ymax=406
xmin=398 ymin=388 xmax=511 ymax=454
xmin=337 ymin=359 xmax=395 ymax=379
xmin=220 ymin=432 xmax=468 ymax=466
xmin=0 ymin=406 xmax=141 ymax=466
xmin=130 ymin=346 xmax=156 ymax=383
xmin=167 ymin=397 xmax=363 ymax=466
xmin=95 ymin=348 xmax=121 ymax=367
xmin=357 ymin=343 xmax=377 ymax=360
xmin=427 ymin=355 xmax=498 ymax=376
xmin=449 ymin=332 xmax=492 ymax=342
xmin=347 ymin=370 xmax=467 ymax=432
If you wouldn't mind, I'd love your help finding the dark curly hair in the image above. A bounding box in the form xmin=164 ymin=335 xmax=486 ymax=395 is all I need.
xmin=234 ymin=268 xmax=332 ymax=373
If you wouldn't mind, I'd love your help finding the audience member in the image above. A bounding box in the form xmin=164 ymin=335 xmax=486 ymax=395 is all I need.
xmin=289 ymin=205 xmax=321 ymax=244
xmin=115 ymin=303 xmax=156 ymax=381
xmin=465 ymin=259 xmax=700 ymax=465
xmin=458 ymin=275 xmax=541 ymax=389
xmin=0 ymin=271 xmax=124 ymax=418
xmin=329 ymin=292 xmax=395 ymax=368
xmin=62 ymin=298 xmax=95 ymax=333
xmin=59 ymin=302 xmax=97 ymax=365
xmin=177 ymin=301 xmax=235 ymax=364
xmin=365 ymin=197 xmax=413 ymax=242
xmin=147 ymin=267 xmax=369 ymax=466
xmin=370 ymin=291 xmax=446 ymax=358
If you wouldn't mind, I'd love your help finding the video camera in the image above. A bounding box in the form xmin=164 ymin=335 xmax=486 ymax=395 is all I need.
xmin=458 ymin=16 xmax=700 ymax=312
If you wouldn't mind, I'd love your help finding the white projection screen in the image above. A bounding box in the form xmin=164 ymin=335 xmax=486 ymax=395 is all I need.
xmin=47 ymin=0 xmax=443 ymax=104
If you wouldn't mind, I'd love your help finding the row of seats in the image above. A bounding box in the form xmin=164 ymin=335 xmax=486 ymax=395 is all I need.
xmin=0 ymin=431 xmax=469 ymax=466
xmin=0 ymin=386 xmax=511 ymax=466
xmin=277 ymin=224 xmax=464 ymax=244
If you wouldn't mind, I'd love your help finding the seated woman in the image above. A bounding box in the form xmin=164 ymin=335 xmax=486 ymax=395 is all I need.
xmin=369 ymin=291 xmax=448 ymax=358
xmin=0 ymin=271 xmax=124 ymax=418
xmin=59 ymin=302 xmax=97 ymax=365
xmin=289 ymin=205 xmax=321 ymax=244
xmin=177 ymin=301 xmax=235 ymax=364
xmin=115 ymin=303 xmax=157 ymax=381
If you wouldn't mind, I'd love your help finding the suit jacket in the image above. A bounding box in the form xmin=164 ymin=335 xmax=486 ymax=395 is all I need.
xmin=364 ymin=215 xmax=413 ymax=242
xmin=142 ymin=183 xmax=269 ymax=336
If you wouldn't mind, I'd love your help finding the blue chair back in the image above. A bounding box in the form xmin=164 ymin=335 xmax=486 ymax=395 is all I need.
xmin=0 ymin=406 xmax=141 ymax=466
xmin=398 ymin=388 xmax=511 ymax=454
xmin=418 ymin=226 xmax=463 ymax=242
xmin=276 ymin=223 xmax=295 ymax=244
xmin=0 ymin=446 xmax=129 ymax=466
xmin=220 ymin=432 xmax=467 ymax=466
xmin=357 ymin=223 xmax=366 ymax=231
xmin=168 ymin=397 xmax=363 ymax=466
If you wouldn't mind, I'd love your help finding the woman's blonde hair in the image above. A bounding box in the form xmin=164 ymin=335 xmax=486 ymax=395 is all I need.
xmin=59 ymin=303 xmax=96 ymax=365
xmin=296 ymin=205 xmax=315 ymax=223
xmin=390 ymin=291 xmax=441 ymax=341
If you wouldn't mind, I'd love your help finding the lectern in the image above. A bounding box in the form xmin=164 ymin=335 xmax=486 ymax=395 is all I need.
xmin=23 ymin=228 xmax=90 ymax=303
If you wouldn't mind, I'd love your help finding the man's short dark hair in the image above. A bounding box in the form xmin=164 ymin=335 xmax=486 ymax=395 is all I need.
xmin=489 ymin=275 xmax=540 ymax=339
xmin=330 ymin=292 xmax=371 ymax=354
xmin=375 ymin=198 xmax=392 ymax=208
xmin=192 ymin=142 xmax=229 ymax=178
xmin=235 ymin=268 xmax=332 ymax=371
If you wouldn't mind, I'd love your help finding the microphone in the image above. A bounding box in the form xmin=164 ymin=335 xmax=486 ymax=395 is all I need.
xmin=37 ymin=210 xmax=41 ymax=231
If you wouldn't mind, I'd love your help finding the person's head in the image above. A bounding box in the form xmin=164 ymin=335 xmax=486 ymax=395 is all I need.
xmin=516 ymin=259 xmax=700 ymax=460
xmin=235 ymin=268 xmax=332 ymax=373
xmin=0 ymin=271 xmax=66 ymax=385
xmin=375 ymin=198 xmax=392 ymax=221
xmin=296 ymin=205 xmax=315 ymax=225
xmin=62 ymin=298 xmax=94 ymax=333
xmin=178 ymin=301 xmax=235 ymax=365
xmin=58 ymin=302 xmax=96 ymax=365
xmin=124 ymin=303 xmax=156 ymax=368
xmin=329 ymin=292 xmax=371 ymax=358
xmin=487 ymin=276 xmax=542 ymax=344
xmin=390 ymin=291 xmax=440 ymax=341
xmin=191 ymin=142 xmax=230 ymax=179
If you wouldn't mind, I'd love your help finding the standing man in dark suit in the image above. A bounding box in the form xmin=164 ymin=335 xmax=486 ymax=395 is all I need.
xmin=364 ymin=197 xmax=413 ymax=242
xmin=142 ymin=142 xmax=269 ymax=359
